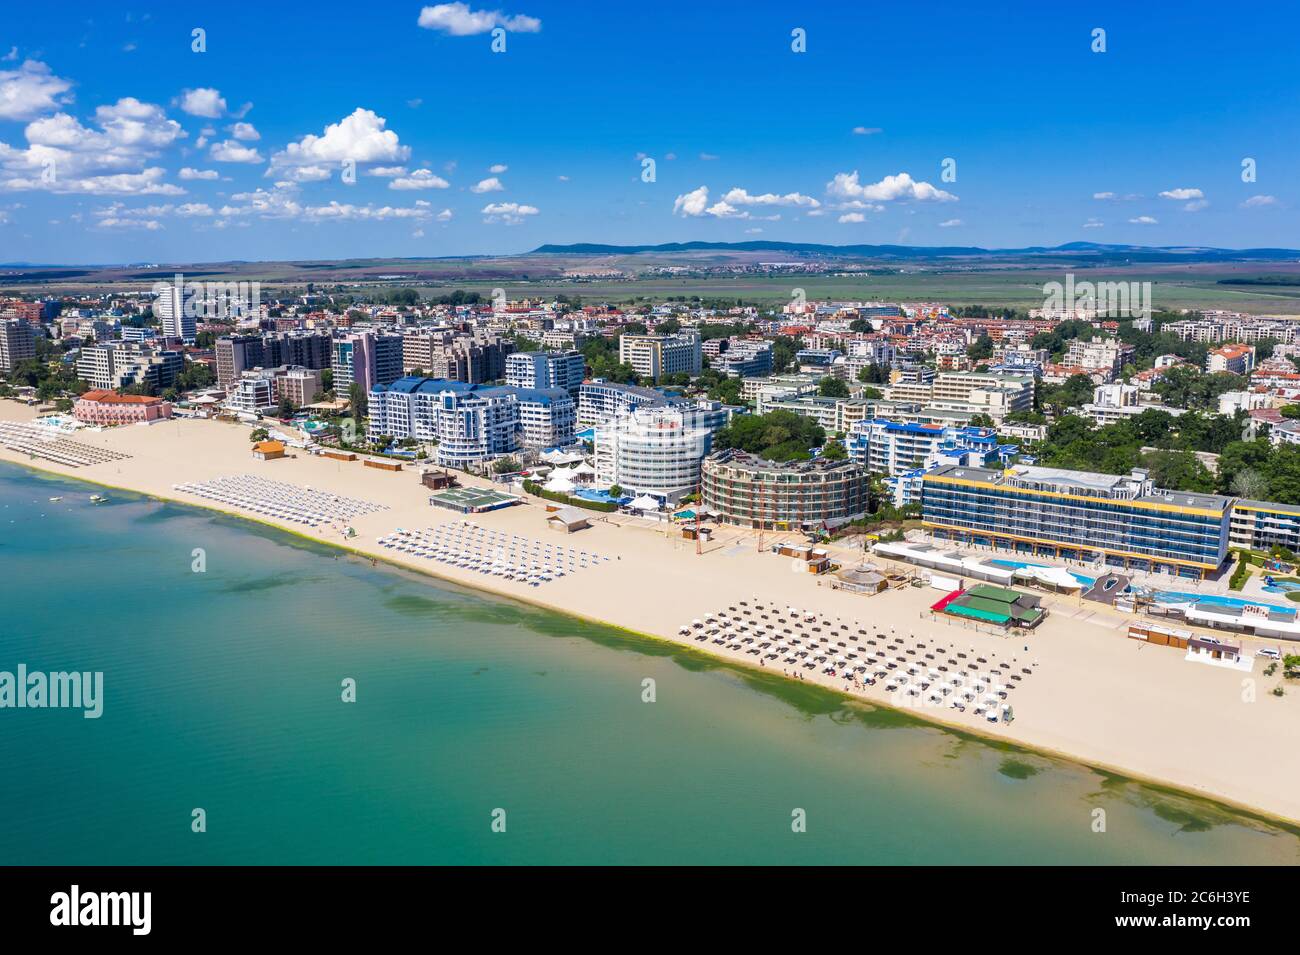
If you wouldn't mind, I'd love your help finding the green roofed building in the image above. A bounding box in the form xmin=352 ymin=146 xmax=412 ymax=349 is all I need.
xmin=428 ymin=487 xmax=520 ymax=514
xmin=943 ymin=584 xmax=1046 ymax=629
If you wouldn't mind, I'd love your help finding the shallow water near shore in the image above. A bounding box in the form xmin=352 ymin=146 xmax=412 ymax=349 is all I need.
xmin=1 ymin=461 xmax=1296 ymax=864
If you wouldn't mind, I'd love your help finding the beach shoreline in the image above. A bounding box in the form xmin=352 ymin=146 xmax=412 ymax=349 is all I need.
xmin=4 ymin=404 xmax=1299 ymax=826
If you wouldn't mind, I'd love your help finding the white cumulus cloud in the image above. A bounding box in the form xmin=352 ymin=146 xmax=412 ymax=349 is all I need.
xmin=177 ymin=87 xmax=227 ymax=119
xmin=417 ymin=3 xmax=541 ymax=35
xmin=827 ymin=170 xmax=956 ymax=203
xmin=481 ymin=201 xmax=537 ymax=224
xmin=270 ymin=108 xmax=409 ymax=171
xmin=210 ymin=139 xmax=264 ymax=163
xmin=672 ymin=185 xmax=710 ymax=217
xmin=0 ymin=61 xmax=73 ymax=121
xmin=390 ymin=168 xmax=450 ymax=190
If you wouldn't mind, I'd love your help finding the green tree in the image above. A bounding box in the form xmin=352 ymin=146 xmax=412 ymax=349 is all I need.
xmin=818 ymin=376 xmax=849 ymax=398
xmin=820 ymin=439 xmax=848 ymax=460
xmin=714 ymin=410 xmax=825 ymax=462
xmin=966 ymin=333 xmax=994 ymax=361
xmin=1141 ymin=449 xmax=1215 ymax=493
xmin=348 ymin=381 xmax=368 ymax=418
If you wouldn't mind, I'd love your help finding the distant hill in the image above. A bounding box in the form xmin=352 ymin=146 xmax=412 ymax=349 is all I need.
xmin=530 ymin=240 xmax=1300 ymax=263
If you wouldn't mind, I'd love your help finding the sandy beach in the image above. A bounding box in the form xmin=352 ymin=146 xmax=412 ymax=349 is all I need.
xmin=4 ymin=403 xmax=1299 ymax=824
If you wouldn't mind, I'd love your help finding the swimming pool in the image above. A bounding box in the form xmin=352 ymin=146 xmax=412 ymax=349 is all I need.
xmin=571 ymin=488 xmax=632 ymax=505
xmin=987 ymin=558 xmax=1096 ymax=587
xmin=1262 ymin=580 xmax=1300 ymax=595
xmin=1151 ymin=591 xmax=1296 ymax=616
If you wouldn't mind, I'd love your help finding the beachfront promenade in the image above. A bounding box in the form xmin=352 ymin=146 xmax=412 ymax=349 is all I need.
xmin=3 ymin=403 xmax=1298 ymax=824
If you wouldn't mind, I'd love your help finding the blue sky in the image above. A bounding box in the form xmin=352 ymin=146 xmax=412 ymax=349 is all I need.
xmin=0 ymin=1 xmax=1295 ymax=263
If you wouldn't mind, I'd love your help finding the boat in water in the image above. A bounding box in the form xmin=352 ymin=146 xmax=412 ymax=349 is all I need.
xmin=48 ymin=496 xmax=62 ymax=502
xmin=89 ymin=494 xmax=106 ymax=504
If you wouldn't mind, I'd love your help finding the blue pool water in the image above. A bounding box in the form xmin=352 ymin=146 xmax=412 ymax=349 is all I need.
xmin=571 ymin=488 xmax=631 ymax=505
xmin=987 ymin=558 xmax=1096 ymax=587
xmin=1262 ymin=580 xmax=1300 ymax=595
xmin=1151 ymin=591 xmax=1296 ymax=616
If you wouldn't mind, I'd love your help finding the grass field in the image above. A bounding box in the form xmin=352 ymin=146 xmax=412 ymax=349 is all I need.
xmin=7 ymin=255 xmax=1300 ymax=313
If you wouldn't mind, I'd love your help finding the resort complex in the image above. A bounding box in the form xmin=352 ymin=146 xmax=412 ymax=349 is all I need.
xmin=701 ymin=448 xmax=868 ymax=530
xmin=921 ymin=464 xmax=1233 ymax=579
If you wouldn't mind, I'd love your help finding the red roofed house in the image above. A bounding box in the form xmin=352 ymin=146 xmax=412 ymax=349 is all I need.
xmin=1207 ymin=344 xmax=1255 ymax=376
xmin=73 ymin=390 xmax=173 ymax=426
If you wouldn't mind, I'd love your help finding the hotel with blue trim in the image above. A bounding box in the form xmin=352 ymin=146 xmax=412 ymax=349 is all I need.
xmin=921 ymin=464 xmax=1234 ymax=580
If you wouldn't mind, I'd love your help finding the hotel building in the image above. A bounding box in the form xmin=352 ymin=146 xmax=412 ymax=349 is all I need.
xmin=403 ymin=328 xmax=513 ymax=382
xmin=847 ymin=420 xmax=1012 ymax=476
xmin=713 ymin=339 xmax=774 ymax=378
xmin=506 ymin=350 xmax=586 ymax=395
xmin=367 ymin=376 xmax=576 ymax=465
xmin=920 ymin=464 xmax=1233 ymax=579
xmin=593 ymin=406 xmax=712 ymax=503
xmin=215 ymin=331 xmax=333 ymax=388
xmin=618 ymin=331 xmax=702 ymax=381
xmin=577 ymin=380 xmax=682 ymax=427
xmin=0 ymin=318 xmax=36 ymax=373
xmin=73 ymin=390 xmax=173 ymax=425
xmin=701 ymin=449 xmax=868 ymax=530
xmin=885 ymin=371 xmax=1033 ymax=422
xmin=76 ymin=342 xmax=184 ymax=392
xmin=1206 ymin=344 xmax=1256 ymax=377
xmin=1229 ymin=500 xmax=1300 ymax=555
xmin=152 ymin=283 xmax=196 ymax=343
xmin=335 ymin=331 xmax=404 ymax=394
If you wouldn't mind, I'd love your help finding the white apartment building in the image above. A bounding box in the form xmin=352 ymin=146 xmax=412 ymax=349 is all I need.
xmin=153 ymin=283 xmax=196 ymax=343
xmin=1081 ymin=382 xmax=1184 ymax=426
xmin=576 ymin=380 xmax=678 ymax=427
xmin=367 ymin=376 xmax=575 ymax=464
xmin=225 ymin=371 xmax=278 ymax=415
xmin=1063 ymin=337 xmax=1135 ymax=374
xmin=505 ymin=350 xmax=586 ymax=395
xmin=593 ymin=407 xmax=712 ymax=503
xmin=886 ymin=372 xmax=1033 ymax=422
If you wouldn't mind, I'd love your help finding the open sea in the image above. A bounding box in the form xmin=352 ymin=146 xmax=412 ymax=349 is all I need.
xmin=1 ymin=461 xmax=1296 ymax=865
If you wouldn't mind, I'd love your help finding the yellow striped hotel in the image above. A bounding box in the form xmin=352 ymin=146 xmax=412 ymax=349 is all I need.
xmin=921 ymin=464 xmax=1233 ymax=580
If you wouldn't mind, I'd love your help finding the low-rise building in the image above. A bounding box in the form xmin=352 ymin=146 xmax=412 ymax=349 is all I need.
xmin=72 ymin=390 xmax=173 ymax=425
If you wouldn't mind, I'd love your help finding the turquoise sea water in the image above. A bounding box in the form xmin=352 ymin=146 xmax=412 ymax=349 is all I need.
xmin=0 ymin=461 xmax=1297 ymax=865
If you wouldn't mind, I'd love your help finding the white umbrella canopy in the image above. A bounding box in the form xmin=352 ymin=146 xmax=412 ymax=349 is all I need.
xmin=629 ymin=494 xmax=661 ymax=510
xmin=543 ymin=475 xmax=576 ymax=493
